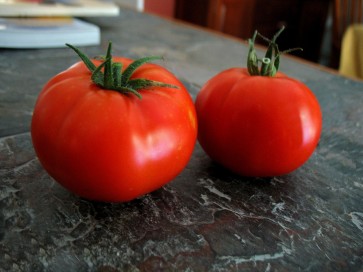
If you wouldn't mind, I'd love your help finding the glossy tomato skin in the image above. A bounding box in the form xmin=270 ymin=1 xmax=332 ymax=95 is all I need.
xmin=31 ymin=57 xmax=197 ymax=202
xmin=195 ymin=68 xmax=322 ymax=177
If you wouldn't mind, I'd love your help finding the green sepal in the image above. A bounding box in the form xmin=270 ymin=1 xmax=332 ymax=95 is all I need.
xmin=246 ymin=26 xmax=302 ymax=77
xmin=66 ymin=43 xmax=96 ymax=72
xmin=247 ymin=31 xmax=259 ymax=75
xmin=91 ymin=57 xmax=111 ymax=86
xmin=103 ymin=42 xmax=113 ymax=89
xmin=119 ymin=86 xmax=142 ymax=99
xmin=273 ymin=45 xmax=281 ymax=73
xmin=122 ymin=56 xmax=162 ymax=86
xmin=113 ymin=63 xmax=122 ymax=88
xmin=127 ymin=78 xmax=179 ymax=90
xmin=66 ymin=42 xmax=178 ymax=99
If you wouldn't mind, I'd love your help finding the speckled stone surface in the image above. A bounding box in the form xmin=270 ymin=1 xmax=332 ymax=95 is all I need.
xmin=1 ymin=9 xmax=363 ymax=272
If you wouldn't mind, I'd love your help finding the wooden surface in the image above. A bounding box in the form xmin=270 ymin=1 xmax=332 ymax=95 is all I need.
xmin=1 ymin=9 xmax=363 ymax=271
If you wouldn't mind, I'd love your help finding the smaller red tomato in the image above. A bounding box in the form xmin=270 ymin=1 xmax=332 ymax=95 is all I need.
xmin=195 ymin=27 xmax=322 ymax=177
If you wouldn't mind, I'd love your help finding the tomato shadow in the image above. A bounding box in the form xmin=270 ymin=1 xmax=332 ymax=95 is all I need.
xmin=195 ymin=152 xmax=275 ymax=184
xmin=204 ymin=160 xmax=263 ymax=182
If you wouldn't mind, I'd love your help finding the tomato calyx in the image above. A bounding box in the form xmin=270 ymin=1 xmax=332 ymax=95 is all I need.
xmin=247 ymin=26 xmax=302 ymax=77
xmin=66 ymin=42 xmax=179 ymax=99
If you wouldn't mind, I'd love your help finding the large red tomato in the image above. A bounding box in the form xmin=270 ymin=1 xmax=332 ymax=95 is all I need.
xmin=195 ymin=29 xmax=322 ymax=177
xmin=31 ymin=43 xmax=197 ymax=202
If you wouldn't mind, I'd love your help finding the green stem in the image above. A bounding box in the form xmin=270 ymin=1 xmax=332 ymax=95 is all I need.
xmin=246 ymin=26 xmax=302 ymax=77
xmin=260 ymin=57 xmax=271 ymax=76
xmin=66 ymin=42 xmax=179 ymax=99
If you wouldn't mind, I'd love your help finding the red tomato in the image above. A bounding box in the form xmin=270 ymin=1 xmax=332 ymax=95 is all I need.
xmin=196 ymin=68 xmax=322 ymax=177
xmin=31 ymin=44 xmax=197 ymax=202
xmin=195 ymin=29 xmax=322 ymax=177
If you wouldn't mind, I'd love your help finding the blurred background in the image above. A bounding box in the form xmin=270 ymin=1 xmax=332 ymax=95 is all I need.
xmin=117 ymin=0 xmax=362 ymax=78
xmin=2 ymin=0 xmax=360 ymax=78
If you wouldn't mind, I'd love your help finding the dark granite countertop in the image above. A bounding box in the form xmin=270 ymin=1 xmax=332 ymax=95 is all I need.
xmin=1 ymin=9 xmax=362 ymax=272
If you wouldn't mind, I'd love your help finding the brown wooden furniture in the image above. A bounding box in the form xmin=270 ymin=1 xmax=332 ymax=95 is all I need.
xmin=175 ymin=0 xmax=330 ymax=63
xmin=144 ymin=0 xmax=176 ymax=17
